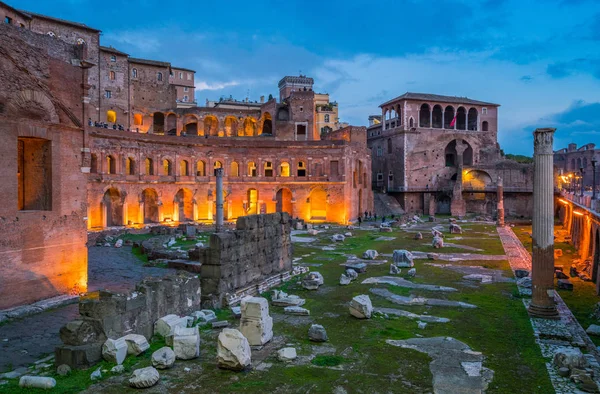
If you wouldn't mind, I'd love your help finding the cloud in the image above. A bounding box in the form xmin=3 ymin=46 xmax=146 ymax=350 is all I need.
xmin=195 ymin=81 xmax=241 ymax=91
xmin=520 ymin=75 xmax=533 ymax=83
xmin=103 ymin=30 xmax=162 ymax=53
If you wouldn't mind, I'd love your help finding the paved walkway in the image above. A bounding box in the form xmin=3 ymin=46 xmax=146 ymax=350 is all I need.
xmin=0 ymin=246 xmax=173 ymax=372
xmin=497 ymin=226 xmax=600 ymax=394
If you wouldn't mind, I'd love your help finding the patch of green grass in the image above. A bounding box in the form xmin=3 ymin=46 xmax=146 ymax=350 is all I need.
xmin=311 ymin=355 xmax=346 ymax=367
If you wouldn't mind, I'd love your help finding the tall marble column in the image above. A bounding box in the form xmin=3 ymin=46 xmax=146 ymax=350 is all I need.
xmin=528 ymin=128 xmax=559 ymax=319
xmin=496 ymin=176 xmax=504 ymax=226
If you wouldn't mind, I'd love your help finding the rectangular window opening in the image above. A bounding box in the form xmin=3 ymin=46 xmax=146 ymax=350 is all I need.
xmin=18 ymin=138 xmax=52 ymax=211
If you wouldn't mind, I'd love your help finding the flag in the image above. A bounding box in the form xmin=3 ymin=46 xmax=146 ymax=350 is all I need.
xmin=449 ymin=115 xmax=457 ymax=128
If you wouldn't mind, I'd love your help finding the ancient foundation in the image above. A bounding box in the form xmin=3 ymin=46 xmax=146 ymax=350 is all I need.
xmin=528 ymin=128 xmax=559 ymax=319
xmin=199 ymin=213 xmax=292 ymax=307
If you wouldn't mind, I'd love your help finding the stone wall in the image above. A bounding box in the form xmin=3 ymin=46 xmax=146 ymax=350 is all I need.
xmin=55 ymin=272 xmax=201 ymax=369
xmin=199 ymin=213 xmax=292 ymax=307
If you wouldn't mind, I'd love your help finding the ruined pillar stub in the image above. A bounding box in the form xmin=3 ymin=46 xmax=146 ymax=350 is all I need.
xmin=496 ymin=176 xmax=504 ymax=226
xmin=451 ymin=140 xmax=467 ymax=217
xmin=215 ymin=168 xmax=224 ymax=232
xmin=528 ymin=128 xmax=559 ymax=319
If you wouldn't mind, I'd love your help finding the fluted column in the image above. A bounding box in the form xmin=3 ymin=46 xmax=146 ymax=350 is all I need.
xmin=528 ymin=128 xmax=559 ymax=319
xmin=496 ymin=176 xmax=504 ymax=226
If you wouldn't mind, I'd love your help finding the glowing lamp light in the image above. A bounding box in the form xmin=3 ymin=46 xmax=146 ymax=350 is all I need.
xmin=558 ymin=199 xmax=568 ymax=204
xmin=573 ymin=211 xmax=584 ymax=216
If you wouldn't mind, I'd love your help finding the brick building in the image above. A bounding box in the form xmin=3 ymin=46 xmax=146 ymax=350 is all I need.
xmin=368 ymin=93 xmax=533 ymax=217
xmin=554 ymin=143 xmax=599 ymax=191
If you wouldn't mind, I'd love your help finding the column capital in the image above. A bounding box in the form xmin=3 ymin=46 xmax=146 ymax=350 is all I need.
xmin=533 ymin=128 xmax=555 ymax=155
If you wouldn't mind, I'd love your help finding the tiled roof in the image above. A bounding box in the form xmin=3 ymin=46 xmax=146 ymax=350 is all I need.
xmin=99 ymin=46 xmax=128 ymax=56
xmin=380 ymin=92 xmax=499 ymax=107
xmin=20 ymin=10 xmax=101 ymax=32
xmin=128 ymin=58 xmax=171 ymax=68
xmin=172 ymin=66 xmax=196 ymax=73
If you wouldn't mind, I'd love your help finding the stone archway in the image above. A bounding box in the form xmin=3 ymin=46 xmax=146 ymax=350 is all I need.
xmin=436 ymin=194 xmax=451 ymax=214
xmin=175 ymin=188 xmax=193 ymax=221
xmin=103 ymin=188 xmax=123 ymax=227
xmin=142 ymin=188 xmax=159 ymax=223
xmin=309 ymin=188 xmax=327 ymax=220
xmin=276 ymin=188 xmax=293 ymax=215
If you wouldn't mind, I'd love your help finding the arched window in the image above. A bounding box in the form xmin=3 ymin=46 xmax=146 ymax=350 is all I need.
xmin=324 ymin=114 xmax=330 ymax=123
xmin=109 ymin=71 xmax=115 ymax=81
xmin=387 ymin=138 xmax=392 ymax=154
xmin=432 ymin=105 xmax=443 ymax=128
xmin=106 ymin=155 xmax=116 ymax=174
xmin=280 ymin=162 xmax=290 ymax=177
xmin=419 ymin=104 xmax=431 ymax=128
xmin=47 ymin=31 xmax=55 ymax=38
xmin=444 ymin=106 xmax=455 ymax=129
xmin=76 ymin=38 xmax=85 ymax=45
xmin=196 ymin=160 xmax=206 ymax=176
xmin=230 ymin=161 xmax=239 ymax=177
xmin=409 ymin=117 xmax=414 ymax=128
xmin=134 ymin=113 xmax=143 ymax=126
xmin=162 ymin=159 xmax=172 ymax=175
xmin=180 ymin=160 xmax=189 ymax=176
xmin=145 ymin=158 xmax=154 ymax=175
xmin=126 ymin=157 xmax=135 ymax=175
xmin=90 ymin=154 xmax=98 ymax=174
xmin=213 ymin=161 xmax=222 ymax=176
xmin=297 ymin=161 xmax=306 ymax=177
xmin=456 ymin=107 xmax=467 ymax=130
xmin=248 ymin=162 xmax=257 ymax=177
xmin=482 ymin=121 xmax=489 ymax=131
xmin=264 ymin=161 xmax=273 ymax=177
xmin=107 ymin=110 xmax=116 ymax=123
xmin=157 ymin=72 xmax=163 ymax=81
xmin=132 ymin=68 xmax=138 ymax=78
xmin=468 ymin=108 xmax=478 ymax=131
xmin=583 ymin=158 xmax=588 ymax=169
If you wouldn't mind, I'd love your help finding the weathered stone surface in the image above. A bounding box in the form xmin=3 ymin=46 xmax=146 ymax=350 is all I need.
xmin=59 ymin=319 xmax=105 ymax=346
xmin=56 ymin=364 xmax=71 ymax=376
xmin=54 ymin=343 xmax=102 ymax=370
xmin=345 ymin=262 xmax=367 ymax=273
xmin=432 ymin=236 xmax=444 ymax=249
xmin=114 ymin=239 xmax=123 ymax=248
xmin=173 ymin=326 xmax=200 ymax=360
xmin=302 ymin=272 xmax=324 ymax=290
xmin=308 ymin=324 xmax=328 ymax=342
xmin=272 ymin=290 xmax=305 ymax=307
xmin=517 ymin=277 xmax=532 ymax=288
xmin=154 ymin=314 xmax=188 ymax=337
xmin=557 ymin=279 xmax=574 ymax=290
xmin=349 ymin=295 xmax=373 ymax=319
xmin=284 ymin=306 xmax=310 ymax=316
xmin=212 ymin=321 xmax=229 ymax=329
xmin=417 ymin=321 xmax=427 ymax=329
xmin=278 ymin=347 xmax=297 ymax=362
xmin=362 ymin=250 xmax=379 ymax=260
xmin=19 ymin=376 xmax=56 ymax=389
xmin=308 ymin=229 xmax=319 ymax=236
xmin=331 ymin=234 xmax=345 ymax=242
xmin=217 ymin=329 xmax=252 ymax=371
xmin=393 ymin=250 xmax=414 ymax=268
xmin=514 ymin=269 xmax=530 ymax=278
xmin=449 ymin=224 xmax=462 ymax=234
xmin=414 ymin=232 xmax=423 ymax=240
xmin=239 ymin=297 xmax=273 ymax=346
xmin=102 ymin=337 xmax=128 ymax=365
xmin=556 ymin=270 xmax=569 ymax=279
xmin=122 ymin=334 xmax=150 ymax=356
xmin=151 ymin=347 xmax=176 ymax=369
xmin=344 ymin=232 xmax=353 ymax=237
xmin=111 ymin=364 xmax=124 ymax=373
xmin=345 ymin=269 xmax=358 ymax=280
xmin=553 ymin=347 xmax=586 ymax=370
xmin=587 ymin=324 xmax=600 ymax=336
xmin=407 ymin=268 xmax=416 ymax=278
xmin=199 ymin=310 xmax=217 ymax=323
xmin=363 ymin=277 xmax=456 ymax=292
xmin=390 ymin=264 xmax=400 ymax=274
xmin=91 ymin=367 xmax=102 ymax=380
xmin=339 ymin=274 xmax=351 ymax=285
xmin=379 ymin=226 xmax=393 ymax=233
xmin=129 ymin=366 xmax=160 ymax=388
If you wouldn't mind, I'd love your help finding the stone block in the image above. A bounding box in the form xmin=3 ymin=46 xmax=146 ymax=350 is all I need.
xmin=154 ymin=314 xmax=187 ymax=337
xmin=557 ymin=279 xmax=574 ymax=290
xmin=54 ymin=343 xmax=102 ymax=370
xmin=393 ymin=250 xmax=414 ymax=267
xmin=122 ymin=334 xmax=150 ymax=356
xmin=173 ymin=326 xmax=200 ymax=360
xmin=240 ymin=297 xmax=270 ymax=320
xmin=102 ymin=337 xmax=128 ymax=365
xmin=240 ymin=316 xmax=273 ymax=346
xmin=59 ymin=319 xmax=106 ymax=346
xmin=217 ymin=328 xmax=252 ymax=371
xmin=151 ymin=346 xmax=176 ymax=369
xmin=129 ymin=366 xmax=160 ymax=388
xmin=349 ymin=295 xmax=373 ymax=319
xmin=308 ymin=324 xmax=328 ymax=342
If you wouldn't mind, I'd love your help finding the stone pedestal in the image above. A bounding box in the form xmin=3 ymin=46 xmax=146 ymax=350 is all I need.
xmin=239 ymin=296 xmax=273 ymax=346
xmin=528 ymin=128 xmax=559 ymax=319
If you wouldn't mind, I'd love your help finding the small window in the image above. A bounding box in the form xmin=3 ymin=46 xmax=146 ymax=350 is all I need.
xmin=157 ymin=72 xmax=163 ymax=81
xmin=47 ymin=31 xmax=56 ymax=37
xmin=110 ymin=55 xmax=116 ymax=62
xmin=179 ymin=72 xmax=183 ymax=79
xmin=330 ymin=160 xmax=339 ymax=176
xmin=106 ymin=155 xmax=116 ymax=174
xmin=184 ymin=87 xmax=189 ymax=92
xmin=162 ymin=159 xmax=172 ymax=175
xmin=387 ymin=138 xmax=392 ymax=154
xmin=76 ymin=38 xmax=85 ymax=45
xmin=300 ymin=107 xmax=304 ymax=112
xmin=248 ymin=162 xmax=257 ymax=177
xmin=377 ymin=172 xmax=383 ymax=181
xmin=297 ymin=161 xmax=306 ymax=177
xmin=134 ymin=113 xmax=143 ymax=125
xmin=105 ymin=90 xmax=112 ymax=99
xmin=265 ymin=161 xmax=273 ymax=177
xmin=183 ymin=96 xmax=188 ymax=102
xmin=145 ymin=158 xmax=154 ymax=175
xmin=377 ymin=147 xmax=383 ymax=157
xmin=482 ymin=121 xmax=489 ymax=132
xmin=324 ymin=114 xmax=330 ymax=123
xmin=132 ymin=68 xmax=138 ymax=78
xmin=482 ymin=108 xmax=487 ymax=115
xmin=18 ymin=138 xmax=52 ymax=211
xmin=5 ymin=16 xmax=12 ymax=24
xmin=126 ymin=158 xmax=135 ymax=175
xmin=109 ymin=71 xmax=115 ymax=80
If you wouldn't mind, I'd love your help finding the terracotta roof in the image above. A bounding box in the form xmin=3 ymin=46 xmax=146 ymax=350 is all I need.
xmin=128 ymin=57 xmax=171 ymax=68
xmin=19 ymin=10 xmax=101 ymax=32
xmin=99 ymin=46 xmax=128 ymax=56
xmin=0 ymin=1 xmax=30 ymax=19
xmin=172 ymin=66 xmax=196 ymax=73
xmin=379 ymin=92 xmax=499 ymax=107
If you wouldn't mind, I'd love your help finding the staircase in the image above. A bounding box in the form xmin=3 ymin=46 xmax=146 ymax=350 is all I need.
xmin=374 ymin=192 xmax=405 ymax=217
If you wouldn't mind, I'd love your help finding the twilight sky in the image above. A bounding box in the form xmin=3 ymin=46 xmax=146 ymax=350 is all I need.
xmin=12 ymin=0 xmax=600 ymax=155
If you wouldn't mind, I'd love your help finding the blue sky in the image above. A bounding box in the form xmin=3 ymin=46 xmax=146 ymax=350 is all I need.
xmin=12 ymin=0 xmax=600 ymax=155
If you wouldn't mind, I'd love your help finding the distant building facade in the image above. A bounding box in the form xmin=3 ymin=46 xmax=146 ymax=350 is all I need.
xmin=554 ymin=143 xmax=599 ymax=189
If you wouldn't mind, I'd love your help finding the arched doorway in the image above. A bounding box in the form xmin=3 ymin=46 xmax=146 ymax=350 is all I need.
xmin=175 ymin=188 xmax=193 ymax=221
xmin=103 ymin=188 xmax=123 ymax=227
xmin=204 ymin=115 xmax=219 ymax=136
xmin=225 ymin=116 xmax=238 ymax=137
xmin=436 ymin=194 xmax=451 ymax=214
xmin=166 ymin=113 xmax=177 ymax=134
xmin=247 ymin=189 xmax=258 ymax=215
xmin=310 ymin=188 xmax=327 ymax=220
xmin=153 ymin=112 xmax=164 ymax=133
xmin=142 ymin=188 xmax=159 ymax=223
xmin=262 ymin=113 xmax=272 ymax=135
xmin=244 ymin=117 xmax=257 ymax=136
xmin=276 ymin=188 xmax=293 ymax=215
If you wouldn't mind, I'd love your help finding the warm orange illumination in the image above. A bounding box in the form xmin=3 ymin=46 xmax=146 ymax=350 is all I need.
xmin=574 ymin=211 xmax=584 ymax=216
xmin=558 ymin=199 xmax=569 ymax=204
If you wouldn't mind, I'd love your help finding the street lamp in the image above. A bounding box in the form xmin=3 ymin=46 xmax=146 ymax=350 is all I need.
xmin=592 ymin=158 xmax=597 ymax=200
xmin=580 ymin=166 xmax=585 ymax=197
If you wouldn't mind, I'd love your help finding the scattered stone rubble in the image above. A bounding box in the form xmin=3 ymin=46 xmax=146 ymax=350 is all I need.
xmin=392 ymin=250 xmax=414 ymax=268
xmin=308 ymin=324 xmax=328 ymax=342
xmin=129 ymin=366 xmax=160 ymax=388
xmin=302 ymin=272 xmax=324 ymax=290
xmin=349 ymin=295 xmax=373 ymax=319
xmin=217 ymin=328 xmax=252 ymax=371
xmin=239 ymin=297 xmax=273 ymax=346
xmin=271 ymin=290 xmax=305 ymax=307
